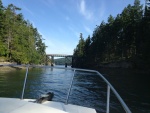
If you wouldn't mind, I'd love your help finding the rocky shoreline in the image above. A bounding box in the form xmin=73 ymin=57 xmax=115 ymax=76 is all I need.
xmin=0 ymin=65 xmax=28 ymax=71
xmin=99 ymin=61 xmax=133 ymax=68
xmin=96 ymin=58 xmax=149 ymax=69
xmin=0 ymin=62 xmax=27 ymax=71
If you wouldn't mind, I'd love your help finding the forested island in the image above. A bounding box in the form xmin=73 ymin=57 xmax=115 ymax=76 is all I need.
xmin=55 ymin=57 xmax=72 ymax=65
xmin=0 ymin=0 xmax=46 ymax=64
xmin=1 ymin=0 xmax=150 ymax=69
xmin=73 ymin=0 xmax=150 ymax=69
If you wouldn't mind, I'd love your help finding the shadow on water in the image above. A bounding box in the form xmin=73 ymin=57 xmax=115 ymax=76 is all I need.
xmin=68 ymin=71 xmax=126 ymax=113
xmin=99 ymin=68 xmax=150 ymax=113
xmin=68 ymin=71 xmax=107 ymax=113
xmin=0 ymin=69 xmax=26 ymax=98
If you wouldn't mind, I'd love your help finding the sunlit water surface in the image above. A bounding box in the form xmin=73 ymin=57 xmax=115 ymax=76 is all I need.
xmin=0 ymin=66 xmax=149 ymax=113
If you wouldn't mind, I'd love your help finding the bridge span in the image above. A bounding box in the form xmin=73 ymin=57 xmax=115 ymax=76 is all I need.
xmin=46 ymin=54 xmax=73 ymax=67
xmin=46 ymin=54 xmax=73 ymax=57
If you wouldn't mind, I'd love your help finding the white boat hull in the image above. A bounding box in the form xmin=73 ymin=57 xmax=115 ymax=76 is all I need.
xmin=0 ymin=98 xmax=96 ymax=113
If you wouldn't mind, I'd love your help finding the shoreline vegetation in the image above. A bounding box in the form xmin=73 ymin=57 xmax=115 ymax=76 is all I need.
xmin=1 ymin=0 xmax=150 ymax=70
xmin=0 ymin=1 xmax=47 ymax=65
xmin=73 ymin=0 xmax=150 ymax=70
xmin=0 ymin=62 xmax=48 ymax=71
xmin=0 ymin=62 xmax=149 ymax=75
xmin=0 ymin=62 xmax=27 ymax=71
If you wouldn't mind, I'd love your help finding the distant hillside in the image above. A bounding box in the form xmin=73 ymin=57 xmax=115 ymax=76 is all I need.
xmin=55 ymin=57 xmax=72 ymax=65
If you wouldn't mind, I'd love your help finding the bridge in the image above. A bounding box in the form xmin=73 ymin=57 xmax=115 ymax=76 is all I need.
xmin=46 ymin=54 xmax=73 ymax=67
xmin=46 ymin=54 xmax=73 ymax=57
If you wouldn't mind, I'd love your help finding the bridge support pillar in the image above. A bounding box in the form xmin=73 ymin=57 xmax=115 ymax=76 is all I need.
xmin=51 ymin=56 xmax=54 ymax=66
xmin=45 ymin=56 xmax=50 ymax=65
xmin=71 ymin=57 xmax=74 ymax=68
xmin=65 ymin=57 xmax=67 ymax=67
xmin=46 ymin=54 xmax=73 ymax=67
xmin=45 ymin=56 xmax=48 ymax=65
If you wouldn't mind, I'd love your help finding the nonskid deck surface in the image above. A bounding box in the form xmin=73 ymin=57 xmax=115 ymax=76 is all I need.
xmin=0 ymin=98 xmax=96 ymax=113
xmin=25 ymin=99 xmax=97 ymax=113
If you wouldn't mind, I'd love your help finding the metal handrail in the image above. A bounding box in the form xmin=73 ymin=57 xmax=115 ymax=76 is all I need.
xmin=65 ymin=69 xmax=75 ymax=104
xmin=65 ymin=68 xmax=131 ymax=113
xmin=74 ymin=69 xmax=131 ymax=113
xmin=21 ymin=65 xmax=29 ymax=99
xmin=106 ymin=85 xmax=110 ymax=113
xmin=2 ymin=65 xmax=131 ymax=113
xmin=95 ymin=71 xmax=131 ymax=113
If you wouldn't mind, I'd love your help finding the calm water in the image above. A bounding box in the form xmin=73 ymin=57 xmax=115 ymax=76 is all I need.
xmin=99 ymin=68 xmax=150 ymax=113
xmin=0 ymin=66 xmax=150 ymax=113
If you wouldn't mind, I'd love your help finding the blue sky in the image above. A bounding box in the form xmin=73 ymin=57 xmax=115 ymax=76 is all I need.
xmin=2 ymin=0 xmax=145 ymax=55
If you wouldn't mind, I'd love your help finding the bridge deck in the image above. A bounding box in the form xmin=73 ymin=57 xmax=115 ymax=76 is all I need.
xmin=46 ymin=54 xmax=73 ymax=57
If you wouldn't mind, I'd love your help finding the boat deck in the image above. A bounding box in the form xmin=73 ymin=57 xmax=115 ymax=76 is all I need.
xmin=0 ymin=98 xmax=96 ymax=113
xmin=0 ymin=65 xmax=132 ymax=113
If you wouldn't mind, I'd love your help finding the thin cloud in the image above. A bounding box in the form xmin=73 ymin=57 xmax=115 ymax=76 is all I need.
xmin=68 ymin=26 xmax=80 ymax=38
xmin=78 ymin=0 xmax=93 ymax=20
xmin=84 ymin=25 xmax=92 ymax=34
xmin=92 ymin=1 xmax=106 ymax=25
xmin=80 ymin=0 xmax=85 ymax=14
xmin=78 ymin=0 xmax=106 ymax=22
xmin=98 ymin=1 xmax=106 ymax=19
xmin=38 ymin=31 xmax=55 ymax=51
xmin=45 ymin=38 xmax=73 ymax=54
xmin=44 ymin=38 xmax=57 ymax=54
xmin=23 ymin=6 xmax=34 ymax=16
xmin=40 ymin=0 xmax=55 ymax=8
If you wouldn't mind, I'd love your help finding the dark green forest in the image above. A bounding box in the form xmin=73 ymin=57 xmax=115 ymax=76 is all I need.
xmin=73 ymin=0 xmax=150 ymax=69
xmin=55 ymin=57 xmax=72 ymax=65
xmin=0 ymin=0 xmax=46 ymax=64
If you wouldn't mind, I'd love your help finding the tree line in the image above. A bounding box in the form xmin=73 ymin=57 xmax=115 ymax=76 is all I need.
xmin=0 ymin=0 xmax=47 ymax=64
xmin=73 ymin=0 xmax=150 ymax=69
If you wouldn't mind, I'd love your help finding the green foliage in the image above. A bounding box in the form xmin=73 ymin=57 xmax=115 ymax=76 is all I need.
xmin=73 ymin=0 xmax=150 ymax=68
xmin=55 ymin=57 xmax=72 ymax=65
xmin=74 ymin=33 xmax=85 ymax=57
xmin=0 ymin=1 xmax=46 ymax=64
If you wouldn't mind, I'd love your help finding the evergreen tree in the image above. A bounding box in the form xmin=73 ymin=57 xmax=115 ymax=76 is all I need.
xmin=74 ymin=33 xmax=85 ymax=57
xmin=0 ymin=0 xmax=6 ymax=56
xmin=0 ymin=1 xmax=47 ymax=64
xmin=144 ymin=0 xmax=150 ymax=18
xmin=73 ymin=0 xmax=150 ymax=69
